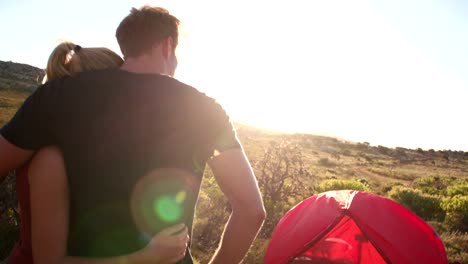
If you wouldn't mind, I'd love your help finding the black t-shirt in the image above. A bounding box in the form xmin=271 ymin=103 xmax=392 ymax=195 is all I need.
xmin=1 ymin=69 xmax=241 ymax=262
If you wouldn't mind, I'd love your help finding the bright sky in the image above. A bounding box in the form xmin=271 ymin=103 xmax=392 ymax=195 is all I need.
xmin=1 ymin=0 xmax=467 ymax=151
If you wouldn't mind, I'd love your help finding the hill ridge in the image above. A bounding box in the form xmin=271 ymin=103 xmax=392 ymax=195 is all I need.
xmin=0 ymin=60 xmax=44 ymax=92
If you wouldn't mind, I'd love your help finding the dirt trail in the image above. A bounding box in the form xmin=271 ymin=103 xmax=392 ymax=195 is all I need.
xmin=352 ymin=166 xmax=411 ymax=184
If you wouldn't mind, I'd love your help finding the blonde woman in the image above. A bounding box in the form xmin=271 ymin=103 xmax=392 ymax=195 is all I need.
xmin=9 ymin=42 xmax=189 ymax=264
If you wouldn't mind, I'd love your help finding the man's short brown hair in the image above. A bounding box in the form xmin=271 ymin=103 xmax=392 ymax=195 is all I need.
xmin=116 ymin=5 xmax=180 ymax=59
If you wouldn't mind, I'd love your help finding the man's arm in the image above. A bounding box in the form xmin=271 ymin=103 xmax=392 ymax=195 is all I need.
xmin=207 ymin=148 xmax=266 ymax=264
xmin=0 ymin=135 xmax=33 ymax=182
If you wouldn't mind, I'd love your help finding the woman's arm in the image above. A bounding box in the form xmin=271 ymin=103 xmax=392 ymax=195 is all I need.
xmin=29 ymin=146 xmax=189 ymax=264
xmin=0 ymin=135 xmax=33 ymax=182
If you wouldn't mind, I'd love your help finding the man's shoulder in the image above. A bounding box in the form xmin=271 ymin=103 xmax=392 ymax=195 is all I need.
xmin=169 ymin=77 xmax=214 ymax=102
xmin=37 ymin=69 xmax=109 ymax=90
xmin=28 ymin=69 xmax=119 ymax=105
xmin=71 ymin=68 xmax=118 ymax=83
xmin=76 ymin=69 xmax=200 ymax=94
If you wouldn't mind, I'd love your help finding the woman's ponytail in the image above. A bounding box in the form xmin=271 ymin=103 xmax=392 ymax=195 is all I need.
xmin=44 ymin=41 xmax=123 ymax=83
xmin=44 ymin=42 xmax=78 ymax=83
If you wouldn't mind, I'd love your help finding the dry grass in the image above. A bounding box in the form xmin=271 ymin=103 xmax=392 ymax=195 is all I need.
xmin=0 ymin=88 xmax=30 ymax=126
xmin=1 ymin=87 xmax=467 ymax=262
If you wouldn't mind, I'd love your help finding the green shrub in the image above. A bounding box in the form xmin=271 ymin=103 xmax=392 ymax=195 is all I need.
xmin=446 ymin=179 xmax=468 ymax=197
xmin=412 ymin=176 xmax=453 ymax=196
xmin=387 ymin=186 xmax=445 ymax=221
xmin=244 ymin=239 xmax=269 ymax=263
xmin=0 ymin=172 xmax=19 ymax=260
xmin=426 ymin=220 xmax=448 ymax=234
xmin=315 ymin=179 xmax=370 ymax=193
xmin=340 ymin=149 xmax=352 ymax=156
xmin=439 ymin=231 xmax=468 ymax=264
xmin=380 ymin=181 xmax=404 ymax=194
xmin=377 ymin=145 xmax=391 ymax=155
xmin=0 ymin=216 xmax=19 ymax=260
xmin=317 ymin=157 xmax=335 ymax=167
xmin=441 ymin=195 xmax=468 ymax=232
xmin=192 ymin=171 xmax=229 ymax=262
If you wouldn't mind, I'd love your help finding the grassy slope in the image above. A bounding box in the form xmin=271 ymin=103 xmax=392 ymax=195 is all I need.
xmin=0 ymin=89 xmax=30 ymax=125
xmin=237 ymin=122 xmax=467 ymax=190
xmin=1 ymin=90 xmax=467 ymax=263
xmin=234 ymin=124 xmax=467 ymax=263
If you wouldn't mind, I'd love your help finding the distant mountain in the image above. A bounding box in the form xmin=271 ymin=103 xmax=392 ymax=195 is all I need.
xmin=0 ymin=60 xmax=45 ymax=92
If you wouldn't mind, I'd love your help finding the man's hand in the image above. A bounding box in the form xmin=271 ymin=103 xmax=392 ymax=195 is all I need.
xmin=138 ymin=223 xmax=189 ymax=264
xmin=0 ymin=135 xmax=33 ymax=182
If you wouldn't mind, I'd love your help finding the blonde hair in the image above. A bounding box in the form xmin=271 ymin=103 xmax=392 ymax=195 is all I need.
xmin=44 ymin=42 xmax=123 ymax=83
xmin=116 ymin=5 xmax=179 ymax=59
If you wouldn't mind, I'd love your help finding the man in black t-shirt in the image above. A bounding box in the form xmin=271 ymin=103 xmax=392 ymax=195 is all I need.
xmin=0 ymin=5 xmax=265 ymax=264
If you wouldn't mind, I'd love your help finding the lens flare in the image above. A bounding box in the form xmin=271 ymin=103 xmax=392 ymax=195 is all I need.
xmin=153 ymin=196 xmax=182 ymax=223
xmin=130 ymin=168 xmax=200 ymax=235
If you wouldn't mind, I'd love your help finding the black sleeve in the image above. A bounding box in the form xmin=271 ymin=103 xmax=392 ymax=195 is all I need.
xmin=198 ymin=95 xmax=241 ymax=158
xmin=0 ymin=81 xmax=58 ymax=150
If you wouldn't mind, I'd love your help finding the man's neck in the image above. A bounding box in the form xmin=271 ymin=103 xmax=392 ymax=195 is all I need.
xmin=120 ymin=55 xmax=168 ymax=75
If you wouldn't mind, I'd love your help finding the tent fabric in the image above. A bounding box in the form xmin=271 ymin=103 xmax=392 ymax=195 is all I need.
xmin=264 ymin=190 xmax=447 ymax=264
xmin=303 ymin=215 xmax=387 ymax=264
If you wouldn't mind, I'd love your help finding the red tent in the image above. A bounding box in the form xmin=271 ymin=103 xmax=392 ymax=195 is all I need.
xmin=264 ymin=190 xmax=447 ymax=264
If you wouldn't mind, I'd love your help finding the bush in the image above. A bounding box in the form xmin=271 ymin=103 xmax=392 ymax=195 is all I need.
xmin=447 ymin=184 xmax=468 ymax=197
xmin=340 ymin=149 xmax=352 ymax=156
xmin=377 ymin=145 xmax=391 ymax=155
xmin=380 ymin=181 xmax=404 ymax=194
xmin=253 ymin=140 xmax=314 ymax=238
xmin=244 ymin=239 xmax=269 ymax=263
xmin=441 ymin=195 xmax=468 ymax=232
xmin=0 ymin=172 xmax=19 ymax=260
xmin=387 ymin=186 xmax=445 ymax=221
xmin=446 ymin=180 xmax=468 ymax=197
xmin=426 ymin=220 xmax=448 ymax=234
xmin=191 ymin=170 xmax=230 ymax=263
xmin=315 ymin=179 xmax=370 ymax=193
xmin=0 ymin=215 xmax=19 ymax=260
xmin=317 ymin=157 xmax=336 ymax=167
xmin=412 ymin=176 xmax=453 ymax=196
xmin=439 ymin=231 xmax=468 ymax=264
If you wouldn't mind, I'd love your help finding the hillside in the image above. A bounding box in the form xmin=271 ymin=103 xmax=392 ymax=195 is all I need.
xmin=0 ymin=60 xmax=44 ymax=125
xmin=0 ymin=60 xmax=44 ymax=92
xmin=200 ymin=126 xmax=468 ymax=263
xmin=0 ymin=62 xmax=467 ymax=263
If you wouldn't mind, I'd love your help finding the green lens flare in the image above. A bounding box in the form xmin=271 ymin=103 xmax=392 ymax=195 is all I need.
xmin=153 ymin=196 xmax=182 ymax=223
